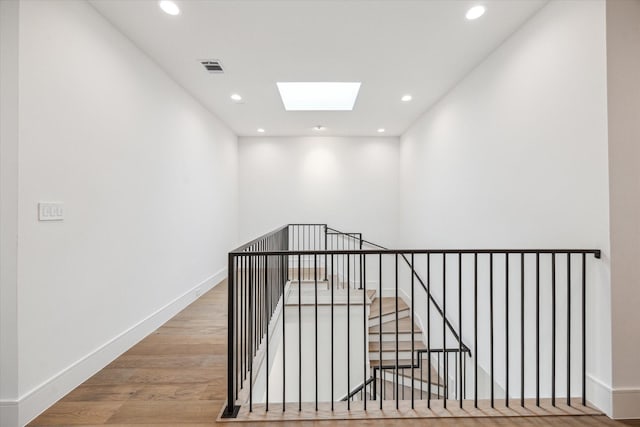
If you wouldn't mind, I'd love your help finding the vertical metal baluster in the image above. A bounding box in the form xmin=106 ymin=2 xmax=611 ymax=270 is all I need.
xmin=373 ymin=368 xmax=377 ymax=401
xmin=463 ymin=352 xmax=467 ymax=399
xmin=225 ymin=254 xmax=236 ymax=417
xmin=567 ymin=253 xmax=571 ymax=406
xmin=314 ymin=254 xmax=318 ymax=411
xmin=265 ymin=255 xmax=269 ymax=411
xmin=428 ymin=253 xmax=432 ymax=408
xmin=331 ymin=253 xmax=335 ymax=411
xmin=536 ymin=252 xmax=540 ymax=407
xmin=443 ymin=253 xmax=447 ymax=407
xmin=379 ymin=254 xmax=383 ymax=410
xmin=347 ymin=253 xmax=351 ymax=410
xmin=474 ymin=253 xmax=478 ymax=409
xmin=282 ymin=254 xmax=286 ymax=413
xmin=582 ymin=253 xmax=586 ymax=407
xmin=324 ymin=225 xmax=328 ymax=281
xmin=363 ymin=254 xmax=368 ymax=410
xmin=437 ymin=352 xmax=441 ymax=400
xmin=552 ymin=253 xmax=556 ymax=407
xmin=342 ymin=234 xmax=345 ymax=289
xmin=241 ymin=256 xmax=245 ymax=381
xmin=249 ymin=255 xmax=253 ymax=412
xmin=235 ymin=256 xmax=239 ymax=400
xmin=458 ymin=252 xmax=463 ymax=409
xmin=395 ymin=253 xmax=399 ymax=410
xmin=298 ymin=253 xmax=302 ymax=411
xmin=521 ymin=253 xmax=525 ymax=407
xmin=506 ymin=253 xmax=510 ymax=407
xmin=490 ymin=253 xmax=494 ymax=408
xmin=411 ymin=254 xmax=415 ymax=409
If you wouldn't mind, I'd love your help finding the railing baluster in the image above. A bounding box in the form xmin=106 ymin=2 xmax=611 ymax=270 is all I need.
xmin=363 ymin=254 xmax=368 ymax=410
xmin=282 ymin=253 xmax=286 ymax=413
xmin=458 ymin=252 xmax=463 ymax=409
xmin=427 ymin=253 xmax=432 ymax=408
xmin=298 ymin=253 xmax=302 ymax=411
xmin=505 ymin=252 xmax=510 ymax=407
xmin=521 ymin=252 xmax=525 ymax=407
xmin=411 ymin=253 xmax=415 ymax=409
xmin=265 ymin=254 xmax=269 ymax=412
xmin=249 ymin=254 xmax=253 ymax=412
xmin=395 ymin=253 xmax=399 ymax=409
xmin=224 ymin=254 xmax=237 ymax=417
xmin=235 ymin=256 xmax=239 ymax=400
xmin=552 ymin=252 xmax=556 ymax=407
xmin=331 ymin=253 xmax=334 ymax=411
xmin=347 ymin=253 xmax=351 ymax=410
xmin=536 ymin=252 xmax=540 ymax=407
xmin=582 ymin=252 xmax=587 ymax=407
xmin=474 ymin=253 xmax=478 ymax=409
xmin=567 ymin=253 xmax=571 ymax=406
xmin=379 ymin=253 xmax=383 ymax=410
xmin=443 ymin=253 xmax=447 ymax=407
xmin=314 ymin=254 xmax=318 ymax=411
xmin=490 ymin=252 xmax=494 ymax=408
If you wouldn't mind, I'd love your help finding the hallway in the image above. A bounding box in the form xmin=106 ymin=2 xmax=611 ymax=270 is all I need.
xmin=29 ymin=281 xmax=636 ymax=427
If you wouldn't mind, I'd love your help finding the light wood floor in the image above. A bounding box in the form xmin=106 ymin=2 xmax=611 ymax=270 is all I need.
xmin=29 ymin=280 xmax=639 ymax=426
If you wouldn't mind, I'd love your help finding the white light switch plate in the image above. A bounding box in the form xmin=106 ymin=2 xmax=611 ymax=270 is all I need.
xmin=38 ymin=202 xmax=64 ymax=221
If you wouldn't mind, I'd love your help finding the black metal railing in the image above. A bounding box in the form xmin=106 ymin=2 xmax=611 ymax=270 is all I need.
xmin=222 ymin=224 xmax=601 ymax=418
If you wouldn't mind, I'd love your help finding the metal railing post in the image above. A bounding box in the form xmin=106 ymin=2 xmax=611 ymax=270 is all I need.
xmin=223 ymin=253 xmax=240 ymax=418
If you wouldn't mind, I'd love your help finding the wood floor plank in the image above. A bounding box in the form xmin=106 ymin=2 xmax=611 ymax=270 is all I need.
xmin=29 ymin=402 xmax=123 ymax=425
xmin=61 ymin=385 xmax=139 ymax=402
xmin=105 ymin=401 xmax=221 ymax=424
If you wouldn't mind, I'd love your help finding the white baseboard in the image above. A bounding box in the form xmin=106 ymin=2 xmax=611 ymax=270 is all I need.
xmin=586 ymin=374 xmax=640 ymax=419
xmin=586 ymin=374 xmax=612 ymax=416
xmin=612 ymin=386 xmax=640 ymax=419
xmin=15 ymin=269 xmax=226 ymax=427
xmin=0 ymin=401 xmax=18 ymax=427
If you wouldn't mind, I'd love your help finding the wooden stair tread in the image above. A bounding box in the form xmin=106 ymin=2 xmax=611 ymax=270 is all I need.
xmin=370 ymin=359 xmax=422 ymax=368
xmin=369 ymin=341 xmax=427 ymax=352
xmin=369 ymin=317 xmax=419 ymax=334
xmin=369 ymin=297 xmax=409 ymax=319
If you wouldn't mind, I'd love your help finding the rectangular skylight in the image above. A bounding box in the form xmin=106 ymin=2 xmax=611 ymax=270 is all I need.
xmin=276 ymin=82 xmax=361 ymax=111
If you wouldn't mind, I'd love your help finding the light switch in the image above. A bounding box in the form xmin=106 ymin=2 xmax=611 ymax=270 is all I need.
xmin=38 ymin=202 xmax=64 ymax=221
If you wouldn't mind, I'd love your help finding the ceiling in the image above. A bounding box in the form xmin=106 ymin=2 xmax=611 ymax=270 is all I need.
xmin=89 ymin=0 xmax=547 ymax=137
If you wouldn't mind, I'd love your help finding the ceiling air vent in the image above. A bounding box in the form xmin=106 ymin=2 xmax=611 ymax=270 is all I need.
xmin=200 ymin=59 xmax=224 ymax=74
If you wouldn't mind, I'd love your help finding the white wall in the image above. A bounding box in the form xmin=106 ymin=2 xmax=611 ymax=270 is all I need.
xmin=238 ymin=137 xmax=399 ymax=246
xmin=399 ymin=0 xmax=611 ymax=414
xmin=0 ymin=1 xmax=21 ymax=426
xmin=606 ymin=0 xmax=640 ymax=419
xmin=11 ymin=1 xmax=238 ymax=425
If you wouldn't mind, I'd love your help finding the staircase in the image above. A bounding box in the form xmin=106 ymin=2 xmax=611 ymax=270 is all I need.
xmin=363 ymin=296 xmax=443 ymax=401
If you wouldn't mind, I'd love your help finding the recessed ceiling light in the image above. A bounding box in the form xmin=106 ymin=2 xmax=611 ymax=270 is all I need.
xmin=313 ymin=125 xmax=327 ymax=131
xmin=377 ymin=128 xmax=386 ymax=133
xmin=159 ymin=0 xmax=180 ymax=16
xmin=230 ymin=94 xmax=242 ymax=102
xmin=466 ymin=5 xmax=486 ymax=20
xmin=257 ymin=128 xmax=265 ymax=133
xmin=277 ymin=82 xmax=361 ymax=111
xmin=401 ymin=94 xmax=413 ymax=102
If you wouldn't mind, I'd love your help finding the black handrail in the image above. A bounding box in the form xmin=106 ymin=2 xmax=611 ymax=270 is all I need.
xmin=339 ymin=376 xmax=374 ymax=401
